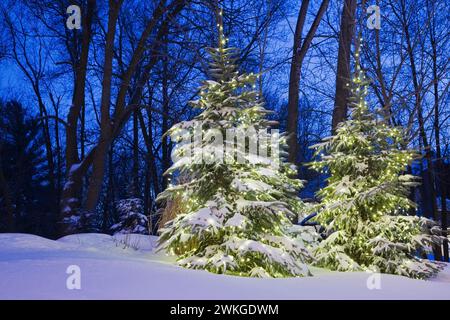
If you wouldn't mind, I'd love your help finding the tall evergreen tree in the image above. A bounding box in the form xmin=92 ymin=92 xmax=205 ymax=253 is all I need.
xmin=0 ymin=100 xmax=53 ymax=236
xmin=308 ymin=45 xmax=443 ymax=279
xmin=157 ymin=14 xmax=314 ymax=278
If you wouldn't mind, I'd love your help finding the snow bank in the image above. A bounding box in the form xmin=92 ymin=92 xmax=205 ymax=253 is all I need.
xmin=58 ymin=233 xmax=158 ymax=252
xmin=0 ymin=233 xmax=448 ymax=300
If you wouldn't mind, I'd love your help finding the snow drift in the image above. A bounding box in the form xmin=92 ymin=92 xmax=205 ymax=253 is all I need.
xmin=0 ymin=233 xmax=448 ymax=300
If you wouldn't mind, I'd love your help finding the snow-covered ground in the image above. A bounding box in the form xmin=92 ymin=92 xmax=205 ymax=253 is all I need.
xmin=0 ymin=233 xmax=448 ymax=300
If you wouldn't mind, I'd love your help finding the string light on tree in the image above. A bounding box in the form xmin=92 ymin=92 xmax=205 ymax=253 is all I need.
xmin=156 ymin=11 xmax=315 ymax=278
xmin=307 ymin=41 xmax=443 ymax=279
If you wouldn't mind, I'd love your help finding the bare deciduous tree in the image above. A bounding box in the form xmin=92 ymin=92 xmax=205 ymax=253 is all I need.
xmin=287 ymin=0 xmax=329 ymax=164
xmin=331 ymin=0 xmax=356 ymax=132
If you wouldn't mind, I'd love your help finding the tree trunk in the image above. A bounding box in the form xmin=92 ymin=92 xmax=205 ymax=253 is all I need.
xmin=132 ymin=111 xmax=140 ymax=197
xmin=144 ymin=157 xmax=151 ymax=219
xmin=429 ymin=0 xmax=448 ymax=261
xmin=85 ymin=0 xmax=122 ymax=211
xmin=401 ymin=0 xmax=441 ymax=260
xmin=138 ymin=90 xmax=160 ymax=198
xmin=103 ymin=144 xmax=115 ymax=232
xmin=161 ymin=32 xmax=170 ymax=189
xmin=287 ymin=0 xmax=329 ymax=164
xmin=331 ymin=0 xmax=357 ymax=132
xmin=49 ymin=92 xmax=63 ymax=235
xmin=60 ymin=0 xmax=96 ymax=233
xmin=66 ymin=0 xmax=95 ymax=170
xmin=37 ymin=97 xmax=55 ymax=184
xmin=287 ymin=0 xmax=309 ymax=164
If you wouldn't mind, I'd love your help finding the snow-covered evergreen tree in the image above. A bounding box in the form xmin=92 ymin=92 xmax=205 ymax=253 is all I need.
xmin=308 ymin=45 xmax=442 ymax=279
xmin=157 ymin=16 xmax=314 ymax=278
xmin=110 ymin=198 xmax=148 ymax=235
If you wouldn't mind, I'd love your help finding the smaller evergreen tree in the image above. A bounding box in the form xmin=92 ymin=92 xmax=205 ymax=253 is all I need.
xmin=308 ymin=46 xmax=443 ymax=279
xmin=110 ymin=198 xmax=149 ymax=235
